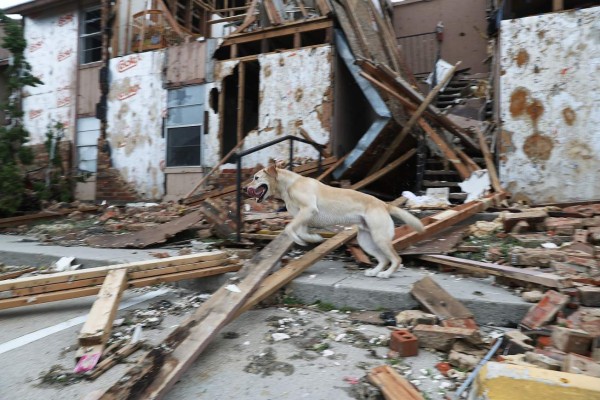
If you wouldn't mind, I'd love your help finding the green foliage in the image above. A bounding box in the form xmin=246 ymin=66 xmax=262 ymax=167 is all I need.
xmin=0 ymin=11 xmax=43 ymax=215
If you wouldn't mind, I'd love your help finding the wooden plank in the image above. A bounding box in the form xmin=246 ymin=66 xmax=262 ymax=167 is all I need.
xmin=78 ymin=269 xmax=128 ymax=346
xmin=392 ymin=192 xmax=506 ymax=250
xmin=263 ymin=0 xmax=283 ymax=25
xmin=296 ymin=0 xmax=308 ymax=18
xmin=367 ymin=61 xmax=461 ymax=175
xmin=368 ymin=365 xmax=425 ymax=400
xmin=455 ymin=147 xmax=481 ymax=173
xmin=231 ymin=0 xmax=257 ymax=35
xmin=0 ymin=264 xmax=239 ymax=310
xmin=236 ymin=228 xmax=357 ymax=316
xmin=316 ymin=153 xmax=348 ymax=181
xmin=410 ymin=276 xmax=474 ymax=321
xmin=475 ymin=128 xmax=503 ymax=193
xmin=98 ymin=234 xmax=294 ymax=399
xmin=417 ymin=119 xmax=471 ymax=179
xmin=418 ymin=255 xmax=571 ymax=289
xmin=553 ymin=0 xmax=564 ymax=11
xmin=346 ymin=244 xmax=373 ymax=265
xmin=0 ymin=209 xmax=73 ymax=228
xmin=0 ymin=267 xmax=36 ymax=281
xmin=0 ymin=252 xmax=227 ymax=292
xmin=5 ymin=259 xmax=227 ymax=298
xmin=223 ymin=17 xmax=332 ymax=45
xmin=314 ymin=0 xmax=331 ymax=15
xmin=350 ymin=148 xmax=417 ymax=190
xmin=199 ymin=198 xmax=237 ymax=239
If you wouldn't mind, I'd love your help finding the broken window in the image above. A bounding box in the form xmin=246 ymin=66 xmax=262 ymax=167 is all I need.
xmin=80 ymin=6 xmax=102 ymax=64
xmin=166 ymin=85 xmax=204 ymax=167
xmin=76 ymin=117 xmax=100 ymax=173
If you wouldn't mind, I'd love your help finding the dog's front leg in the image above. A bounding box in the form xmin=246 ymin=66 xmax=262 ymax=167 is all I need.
xmin=285 ymin=206 xmax=323 ymax=246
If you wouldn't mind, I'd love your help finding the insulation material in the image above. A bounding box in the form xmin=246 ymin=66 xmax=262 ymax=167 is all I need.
xmin=107 ymin=51 xmax=167 ymax=200
xmin=22 ymin=11 xmax=78 ymax=144
xmin=499 ymin=8 xmax=600 ymax=203
xmin=207 ymin=45 xmax=333 ymax=168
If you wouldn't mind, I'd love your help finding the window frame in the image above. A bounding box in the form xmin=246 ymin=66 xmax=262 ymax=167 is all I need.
xmin=79 ymin=5 xmax=103 ymax=65
xmin=165 ymin=123 xmax=203 ymax=167
xmin=165 ymin=86 xmax=205 ymax=168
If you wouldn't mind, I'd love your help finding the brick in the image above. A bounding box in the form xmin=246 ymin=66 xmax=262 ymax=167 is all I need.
xmin=588 ymin=227 xmax=600 ymax=244
xmin=578 ymin=286 xmax=600 ymax=307
xmin=573 ymin=229 xmax=590 ymax=243
xmin=395 ymin=310 xmax=437 ymax=326
xmin=563 ymin=353 xmax=600 ymax=378
xmin=510 ymin=248 xmax=567 ymax=267
xmin=442 ymin=318 xmax=478 ymax=330
xmin=389 ymin=329 xmax=419 ymax=357
xmin=551 ymin=326 xmax=593 ymax=356
xmin=520 ymin=290 xmax=569 ymax=329
xmin=412 ymin=324 xmax=479 ymax=351
xmin=504 ymin=330 xmax=535 ymax=354
xmin=503 ymin=210 xmax=548 ymax=232
xmin=544 ymin=217 xmax=585 ymax=235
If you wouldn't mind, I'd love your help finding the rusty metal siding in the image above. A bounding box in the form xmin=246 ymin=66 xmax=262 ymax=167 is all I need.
xmin=106 ymin=51 xmax=167 ymax=200
xmin=499 ymin=7 xmax=600 ymax=203
xmin=22 ymin=11 xmax=78 ymax=144
xmin=165 ymin=41 xmax=207 ymax=86
xmin=77 ymin=64 xmax=101 ymax=115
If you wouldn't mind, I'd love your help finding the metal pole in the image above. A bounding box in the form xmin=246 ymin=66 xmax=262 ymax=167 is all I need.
xmin=454 ymin=336 xmax=504 ymax=399
xmin=236 ymin=155 xmax=242 ymax=243
xmin=288 ymin=139 xmax=294 ymax=170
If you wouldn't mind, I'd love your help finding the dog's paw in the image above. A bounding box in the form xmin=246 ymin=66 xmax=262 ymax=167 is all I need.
xmin=376 ymin=271 xmax=393 ymax=279
xmin=364 ymin=268 xmax=378 ymax=277
xmin=304 ymin=233 xmax=325 ymax=243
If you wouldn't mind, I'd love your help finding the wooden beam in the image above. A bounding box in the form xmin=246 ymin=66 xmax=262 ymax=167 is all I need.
xmin=368 ymin=365 xmax=425 ymax=400
xmin=0 ymin=264 xmax=239 ymax=310
xmin=184 ymin=139 xmax=245 ymax=199
xmin=0 ymin=267 xmax=36 ymax=281
xmin=296 ymin=0 xmax=308 ymax=18
xmin=350 ymin=148 xmax=416 ymax=190
xmin=263 ymin=0 xmax=283 ymax=25
xmin=231 ymin=0 xmax=257 ymax=35
xmin=314 ymin=0 xmax=331 ymax=15
xmin=207 ymin=13 xmax=246 ymax=24
xmin=455 ymin=147 xmax=481 ymax=173
xmin=98 ymin=234 xmax=294 ymax=399
xmin=392 ymin=192 xmax=506 ymax=250
xmin=418 ymin=255 xmax=571 ymax=289
xmin=236 ymin=60 xmax=246 ymax=143
xmin=410 ymin=276 xmax=474 ymax=320
xmin=367 ymin=61 xmax=461 ymax=175
xmin=316 ymin=154 xmax=347 ymax=182
xmin=0 ymin=252 xmax=227 ymax=293
xmin=78 ymin=270 xmax=128 ymax=348
xmin=87 ymin=341 xmax=144 ymax=380
xmin=417 ymin=119 xmax=471 ymax=180
xmin=223 ymin=17 xmax=332 ymax=45
xmin=475 ymin=128 xmax=503 ymax=193
xmin=236 ymin=228 xmax=358 ymax=316
xmin=553 ymin=0 xmax=564 ymax=11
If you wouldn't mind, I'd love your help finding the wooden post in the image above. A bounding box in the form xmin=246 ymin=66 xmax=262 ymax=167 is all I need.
xmin=475 ymin=128 xmax=503 ymax=193
xmin=367 ymin=62 xmax=461 ymax=175
xmin=236 ymin=61 xmax=245 ymax=142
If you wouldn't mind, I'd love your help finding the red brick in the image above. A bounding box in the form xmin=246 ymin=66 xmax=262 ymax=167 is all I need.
xmin=520 ymin=290 xmax=569 ymax=329
xmin=412 ymin=325 xmax=479 ymax=351
xmin=389 ymin=329 xmax=418 ymax=357
xmin=552 ymin=326 xmax=593 ymax=356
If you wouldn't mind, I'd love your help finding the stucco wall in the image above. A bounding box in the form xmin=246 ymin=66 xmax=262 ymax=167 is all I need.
xmin=207 ymin=45 xmax=333 ymax=168
xmin=499 ymin=7 xmax=600 ymax=203
xmin=22 ymin=11 xmax=78 ymax=144
xmin=107 ymin=51 xmax=167 ymax=200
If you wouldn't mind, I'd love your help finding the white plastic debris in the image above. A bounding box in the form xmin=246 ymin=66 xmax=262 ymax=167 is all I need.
xmin=225 ymin=284 xmax=242 ymax=293
xmin=52 ymin=256 xmax=77 ymax=272
xmin=272 ymin=333 xmax=291 ymax=342
xmin=402 ymin=190 xmax=450 ymax=209
xmin=458 ymin=169 xmax=491 ymax=202
xmin=541 ymin=242 xmax=558 ymax=249
xmin=131 ymin=324 xmax=143 ymax=344
xmin=322 ymin=349 xmax=335 ymax=357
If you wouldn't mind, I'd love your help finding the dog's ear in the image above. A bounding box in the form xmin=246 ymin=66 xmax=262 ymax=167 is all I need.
xmin=265 ymin=164 xmax=278 ymax=177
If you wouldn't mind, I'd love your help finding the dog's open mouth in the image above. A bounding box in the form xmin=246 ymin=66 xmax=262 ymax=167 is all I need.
xmin=247 ymin=184 xmax=268 ymax=203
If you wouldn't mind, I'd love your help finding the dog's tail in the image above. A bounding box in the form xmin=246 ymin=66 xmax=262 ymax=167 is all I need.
xmin=387 ymin=205 xmax=425 ymax=233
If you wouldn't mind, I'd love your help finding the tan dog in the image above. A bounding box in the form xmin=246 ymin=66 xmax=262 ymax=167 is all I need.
xmin=246 ymin=165 xmax=425 ymax=278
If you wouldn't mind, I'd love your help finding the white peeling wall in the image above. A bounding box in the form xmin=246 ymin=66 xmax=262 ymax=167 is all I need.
xmin=107 ymin=51 xmax=167 ymax=199
xmin=206 ymin=45 xmax=333 ymax=168
xmin=22 ymin=11 xmax=78 ymax=144
xmin=499 ymin=7 xmax=600 ymax=203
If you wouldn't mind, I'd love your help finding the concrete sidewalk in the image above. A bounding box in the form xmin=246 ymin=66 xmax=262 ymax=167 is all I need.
xmin=0 ymin=234 xmax=531 ymax=326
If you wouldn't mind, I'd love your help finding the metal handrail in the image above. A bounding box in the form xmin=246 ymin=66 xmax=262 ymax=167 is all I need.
xmin=234 ymin=135 xmax=325 ymax=242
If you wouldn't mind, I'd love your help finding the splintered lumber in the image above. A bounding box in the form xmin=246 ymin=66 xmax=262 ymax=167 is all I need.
xmin=0 ymin=267 xmax=36 ymax=281
xmin=78 ymin=269 xmax=128 ymax=347
xmin=98 ymin=233 xmax=294 ymax=400
xmin=475 ymin=128 xmax=503 ymax=193
xmin=410 ymin=276 xmax=474 ymax=321
xmin=236 ymin=228 xmax=358 ymax=316
xmin=87 ymin=340 xmax=144 ymax=380
xmin=350 ymin=149 xmax=417 ymax=190
xmin=0 ymin=264 xmax=240 ymax=310
xmin=418 ymin=255 xmax=571 ymax=289
xmin=368 ymin=365 xmax=425 ymax=400
xmin=199 ymin=198 xmax=236 ymax=239
xmin=367 ymin=61 xmax=462 ymax=175
xmin=392 ymin=192 xmax=506 ymax=250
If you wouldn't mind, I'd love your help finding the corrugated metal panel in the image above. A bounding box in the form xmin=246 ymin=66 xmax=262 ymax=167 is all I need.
xmin=499 ymin=7 xmax=600 ymax=203
xmin=77 ymin=64 xmax=101 ymax=115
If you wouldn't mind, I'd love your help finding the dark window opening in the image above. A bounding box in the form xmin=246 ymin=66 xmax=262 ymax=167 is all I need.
xmin=80 ymin=6 xmax=102 ymax=64
xmin=242 ymin=60 xmax=259 ymax=135
xmin=166 ymin=126 xmax=201 ymax=166
xmin=209 ymin=87 xmax=219 ymax=113
xmin=301 ymin=29 xmax=327 ymax=47
xmin=221 ymin=66 xmax=239 ymax=159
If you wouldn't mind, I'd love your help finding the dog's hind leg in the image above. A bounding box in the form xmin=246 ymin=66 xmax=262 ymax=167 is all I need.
xmin=284 ymin=206 xmax=323 ymax=246
xmin=358 ymin=229 xmax=389 ymax=277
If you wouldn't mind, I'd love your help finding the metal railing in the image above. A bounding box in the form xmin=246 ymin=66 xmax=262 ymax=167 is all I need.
xmin=234 ymin=135 xmax=326 ymax=242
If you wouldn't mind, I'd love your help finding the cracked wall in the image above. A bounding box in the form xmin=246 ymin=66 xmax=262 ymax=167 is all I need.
xmin=499 ymin=7 xmax=600 ymax=203
xmin=207 ymin=45 xmax=333 ymax=168
xmin=107 ymin=51 xmax=167 ymax=200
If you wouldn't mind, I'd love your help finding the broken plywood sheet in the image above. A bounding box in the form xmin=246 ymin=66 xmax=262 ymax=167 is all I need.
xmin=411 ymin=276 xmax=474 ymax=321
xmin=86 ymin=210 xmax=204 ymax=248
